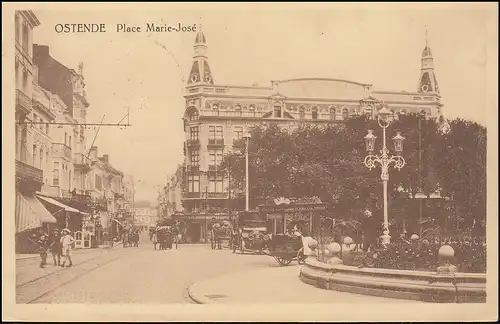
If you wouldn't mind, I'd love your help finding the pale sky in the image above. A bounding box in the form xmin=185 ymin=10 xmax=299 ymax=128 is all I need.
xmin=29 ymin=3 xmax=497 ymax=202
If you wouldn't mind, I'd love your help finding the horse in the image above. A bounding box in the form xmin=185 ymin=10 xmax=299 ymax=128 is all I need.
xmin=211 ymin=223 xmax=230 ymax=250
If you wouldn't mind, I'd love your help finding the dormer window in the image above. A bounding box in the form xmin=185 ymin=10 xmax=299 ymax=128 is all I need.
xmin=273 ymin=105 xmax=281 ymax=118
xmin=342 ymin=108 xmax=349 ymax=120
xmin=329 ymin=107 xmax=336 ymax=120
xmin=299 ymin=106 xmax=305 ymax=120
xmin=311 ymin=107 xmax=318 ymax=120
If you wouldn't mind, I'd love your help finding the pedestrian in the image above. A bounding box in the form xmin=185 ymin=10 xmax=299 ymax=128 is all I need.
xmin=60 ymin=228 xmax=75 ymax=267
xmin=48 ymin=228 xmax=62 ymax=266
xmin=361 ymin=209 xmax=379 ymax=252
xmin=37 ymin=234 xmax=50 ymax=268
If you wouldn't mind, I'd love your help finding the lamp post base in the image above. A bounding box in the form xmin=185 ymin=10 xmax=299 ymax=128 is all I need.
xmin=381 ymin=232 xmax=391 ymax=246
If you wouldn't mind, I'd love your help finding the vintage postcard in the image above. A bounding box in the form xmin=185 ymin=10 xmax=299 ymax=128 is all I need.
xmin=2 ymin=2 xmax=498 ymax=322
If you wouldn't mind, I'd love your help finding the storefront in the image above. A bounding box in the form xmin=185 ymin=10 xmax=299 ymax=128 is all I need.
xmin=15 ymin=191 xmax=58 ymax=253
xmin=171 ymin=213 xmax=230 ymax=243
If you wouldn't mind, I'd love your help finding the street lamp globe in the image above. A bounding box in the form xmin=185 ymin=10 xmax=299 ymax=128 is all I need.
xmin=364 ymin=130 xmax=377 ymax=153
xmin=377 ymin=106 xmax=392 ymax=123
xmin=392 ymin=131 xmax=405 ymax=153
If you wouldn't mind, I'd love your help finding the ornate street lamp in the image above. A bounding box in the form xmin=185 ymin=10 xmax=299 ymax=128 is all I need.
xmin=363 ymin=103 xmax=406 ymax=246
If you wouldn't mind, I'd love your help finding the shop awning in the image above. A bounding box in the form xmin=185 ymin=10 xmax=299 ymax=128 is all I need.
xmin=37 ymin=195 xmax=80 ymax=213
xmin=16 ymin=192 xmax=57 ymax=233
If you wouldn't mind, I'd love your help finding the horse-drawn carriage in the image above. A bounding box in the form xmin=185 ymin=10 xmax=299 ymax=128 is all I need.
xmin=264 ymin=229 xmax=307 ymax=266
xmin=232 ymin=211 xmax=268 ymax=254
xmin=211 ymin=220 xmax=232 ymax=250
xmin=152 ymin=221 xmax=180 ymax=250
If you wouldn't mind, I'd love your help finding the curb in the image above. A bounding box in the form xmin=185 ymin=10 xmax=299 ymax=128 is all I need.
xmin=187 ymin=266 xmax=303 ymax=304
xmin=187 ymin=280 xmax=216 ymax=304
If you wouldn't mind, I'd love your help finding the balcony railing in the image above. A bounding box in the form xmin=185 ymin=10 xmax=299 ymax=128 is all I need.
xmin=208 ymin=165 xmax=221 ymax=172
xmin=208 ymin=138 xmax=224 ymax=147
xmin=186 ymin=139 xmax=200 ymax=147
xmin=16 ymin=89 xmax=32 ymax=113
xmin=73 ymin=153 xmax=92 ymax=169
xmin=183 ymin=192 xmax=201 ymax=199
xmin=186 ymin=165 xmax=199 ymax=172
xmin=52 ymin=143 xmax=72 ymax=160
xmin=206 ymin=192 xmax=229 ymax=199
xmin=15 ymin=159 xmax=43 ymax=185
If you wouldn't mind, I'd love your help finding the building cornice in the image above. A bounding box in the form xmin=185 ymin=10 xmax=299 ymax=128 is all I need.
xmin=21 ymin=10 xmax=41 ymax=28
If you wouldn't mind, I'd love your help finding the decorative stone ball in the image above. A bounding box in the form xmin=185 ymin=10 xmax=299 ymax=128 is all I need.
xmin=327 ymin=242 xmax=341 ymax=254
xmin=343 ymin=236 xmax=353 ymax=245
xmin=411 ymin=234 xmax=419 ymax=241
xmin=308 ymin=239 xmax=318 ymax=250
xmin=439 ymin=245 xmax=455 ymax=260
xmin=327 ymin=256 xmax=343 ymax=265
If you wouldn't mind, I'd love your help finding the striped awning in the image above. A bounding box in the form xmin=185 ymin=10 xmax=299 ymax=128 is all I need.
xmin=36 ymin=195 xmax=80 ymax=213
xmin=16 ymin=192 xmax=57 ymax=233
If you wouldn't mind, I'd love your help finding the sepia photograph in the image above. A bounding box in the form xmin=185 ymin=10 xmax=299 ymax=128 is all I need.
xmin=2 ymin=2 xmax=498 ymax=322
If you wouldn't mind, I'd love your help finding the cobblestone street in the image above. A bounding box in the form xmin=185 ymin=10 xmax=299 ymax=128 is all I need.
xmin=16 ymin=234 xmax=279 ymax=304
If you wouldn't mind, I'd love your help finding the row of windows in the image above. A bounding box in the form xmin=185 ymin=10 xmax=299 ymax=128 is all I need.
xmin=189 ymin=149 xmax=224 ymax=167
xmin=32 ymin=113 xmax=50 ymax=135
xmin=188 ymin=105 xmax=417 ymax=121
xmin=189 ymin=126 xmax=244 ymax=141
xmin=52 ymin=161 xmax=72 ymax=189
xmin=187 ymin=175 xmax=225 ymax=193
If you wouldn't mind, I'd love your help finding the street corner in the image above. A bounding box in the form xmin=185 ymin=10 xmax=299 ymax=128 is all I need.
xmin=187 ymin=265 xmax=304 ymax=304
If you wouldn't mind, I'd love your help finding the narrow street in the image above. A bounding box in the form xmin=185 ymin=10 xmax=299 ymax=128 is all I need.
xmin=16 ymin=233 xmax=277 ymax=304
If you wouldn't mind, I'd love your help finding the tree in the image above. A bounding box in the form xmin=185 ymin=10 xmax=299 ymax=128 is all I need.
xmin=220 ymin=115 xmax=487 ymax=232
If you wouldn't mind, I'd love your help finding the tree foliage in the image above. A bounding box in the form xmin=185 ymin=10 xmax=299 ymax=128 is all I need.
xmin=220 ymin=115 xmax=487 ymax=227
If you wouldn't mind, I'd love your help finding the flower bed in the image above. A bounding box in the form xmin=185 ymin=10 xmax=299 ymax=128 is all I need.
xmin=338 ymin=239 xmax=486 ymax=273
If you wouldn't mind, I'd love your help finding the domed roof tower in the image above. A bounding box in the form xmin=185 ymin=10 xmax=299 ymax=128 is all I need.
xmin=187 ymin=25 xmax=214 ymax=85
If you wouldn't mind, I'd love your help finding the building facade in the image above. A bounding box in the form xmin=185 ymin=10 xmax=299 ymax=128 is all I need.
xmin=14 ymin=11 xmax=58 ymax=253
xmin=133 ymin=207 xmax=158 ymax=231
xmin=160 ymin=164 xmax=184 ymax=218
xmin=173 ymin=29 xmax=445 ymax=243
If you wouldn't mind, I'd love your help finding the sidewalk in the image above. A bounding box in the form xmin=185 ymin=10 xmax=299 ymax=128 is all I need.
xmin=16 ymin=242 xmax=123 ymax=261
xmin=16 ymin=243 xmax=124 ymax=287
xmin=188 ymin=265 xmax=423 ymax=304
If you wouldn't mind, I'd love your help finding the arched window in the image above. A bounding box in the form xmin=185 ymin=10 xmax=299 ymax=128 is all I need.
xmin=299 ymin=106 xmax=305 ymax=120
xmin=342 ymin=108 xmax=349 ymax=120
xmin=329 ymin=107 xmax=336 ymax=120
xmin=274 ymin=105 xmax=281 ymax=118
xmin=187 ymin=108 xmax=199 ymax=121
xmin=311 ymin=107 xmax=318 ymax=120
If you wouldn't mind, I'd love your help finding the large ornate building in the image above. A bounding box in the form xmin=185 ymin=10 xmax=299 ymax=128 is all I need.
xmin=173 ymin=29 xmax=444 ymax=243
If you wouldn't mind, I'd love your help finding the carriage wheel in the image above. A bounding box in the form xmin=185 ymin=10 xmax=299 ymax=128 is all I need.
xmin=274 ymin=256 xmax=292 ymax=266
xmin=297 ymin=248 xmax=306 ymax=265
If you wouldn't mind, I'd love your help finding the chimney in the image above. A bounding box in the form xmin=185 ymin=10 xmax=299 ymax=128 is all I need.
xmin=102 ymin=154 xmax=109 ymax=164
xmin=90 ymin=146 xmax=98 ymax=161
